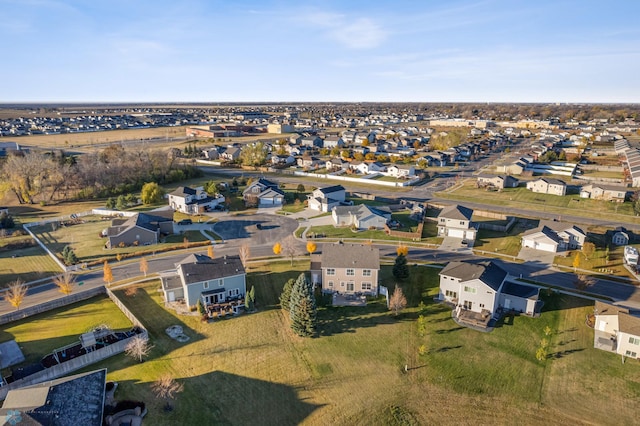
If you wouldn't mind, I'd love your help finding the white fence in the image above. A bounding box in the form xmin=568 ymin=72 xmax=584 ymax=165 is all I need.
xmin=292 ymin=171 xmax=420 ymax=187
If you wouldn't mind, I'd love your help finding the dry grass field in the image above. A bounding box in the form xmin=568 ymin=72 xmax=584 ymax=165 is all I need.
xmin=49 ymin=262 xmax=640 ymax=425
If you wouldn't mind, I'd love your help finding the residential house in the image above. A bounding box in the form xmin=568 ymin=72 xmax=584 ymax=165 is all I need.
xmin=270 ymin=154 xmax=296 ymax=166
xmin=437 ymin=204 xmax=476 ymax=241
xmin=300 ymin=136 xmax=323 ymax=148
xmin=242 ymin=178 xmax=285 ymax=206
xmin=307 ymin=185 xmax=346 ymax=212
xmin=579 ymin=184 xmax=628 ymax=202
xmin=521 ymin=220 xmax=586 ymax=253
xmin=476 ymin=175 xmax=519 ymax=189
xmin=0 ymin=369 xmax=107 ymax=426
xmin=526 ymin=178 xmax=567 ymax=196
xmin=323 ymin=136 xmax=345 ymax=149
xmin=325 ymin=157 xmax=350 ymax=172
xmin=168 ymin=186 xmax=225 ymax=215
xmin=161 ymin=253 xmax=246 ymax=308
xmin=612 ymin=228 xmax=630 ymax=246
xmin=297 ymin=156 xmax=324 ymax=170
xmin=367 ymin=162 xmax=387 ymax=173
xmin=332 ymin=204 xmax=391 ymax=229
xmin=624 ymin=246 xmax=638 ymax=265
xmin=203 ymin=147 xmax=220 ymax=160
xmin=311 ymin=242 xmax=380 ymax=295
xmin=220 ymin=146 xmax=241 ymax=162
xmin=438 ymin=260 xmax=540 ymax=320
xmin=593 ymin=301 xmax=640 ymax=360
xmin=386 ymin=164 xmax=415 ymax=178
xmin=106 ymin=211 xmax=173 ymax=249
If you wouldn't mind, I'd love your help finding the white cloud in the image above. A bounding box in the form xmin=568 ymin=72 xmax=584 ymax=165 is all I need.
xmin=297 ymin=9 xmax=388 ymax=49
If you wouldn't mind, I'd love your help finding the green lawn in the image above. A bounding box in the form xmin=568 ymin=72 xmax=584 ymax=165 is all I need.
xmin=440 ymin=181 xmax=639 ymax=223
xmin=0 ymin=295 xmax=132 ymax=369
xmin=77 ymin=262 xmax=640 ymax=425
xmin=0 ymin=241 xmax=62 ymax=287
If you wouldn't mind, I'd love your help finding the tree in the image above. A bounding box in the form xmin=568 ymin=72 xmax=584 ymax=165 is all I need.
xmin=139 ymin=257 xmax=149 ymax=277
xmin=296 ymin=183 xmax=305 ymax=193
xmin=116 ymin=194 xmax=127 ymax=210
xmin=279 ymin=278 xmax=295 ymax=311
xmin=389 ymin=286 xmax=407 ymax=316
xmin=124 ymin=334 xmax=153 ymax=363
xmin=197 ymin=299 xmax=206 ymax=316
xmin=536 ymin=338 xmax=549 ymax=361
xmin=392 ymin=254 xmax=410 ymax=280
xmin=207 ymin=245 xmax=214 ymax=259
xmin=396 ymin=244 xmax=409 ymax=256
xmin=239 ymin=244 xmax=250 ymax=267
xmin=151 ymin=374 xmax=184 ymax=412
xmin=183 ymin=237 xmax=190 ymax=249
xmin=282 ymin=238 xmax=297 ymax=265
xmin=61 ymin=246 xmax=78 ymax=266
xmin=141 ymin=182 xmax=164 ymax=205
xmin=272 ymin=242 xmax=282 ymax=256
xmin=6 ymin=279 xmax=27 ymax=310
xmin=289 ymin=273 xmax=317 ymax=337
xmin=105 ymin=197 xmax=116 ymax=209
xmin=582 ymin=242 xmax=596 ymax=260
xmin=53 ymin=272 xmax=76 ymax=295
xmin=103 ymin=261 xmax=113 ymax=285
xmin=306 ymin=241 xmax=317 ymax=255
xmin=572 ymin=252 xmax=581 ymax=271
xmin=246 ymin=285 xmax=256 ymax=311
xmin=574 ymin=274 xmax=596 ymax=291
xmin=239 ymin=141 xmax=267 ymax=167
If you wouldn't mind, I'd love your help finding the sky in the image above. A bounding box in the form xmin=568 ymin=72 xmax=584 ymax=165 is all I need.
xmin=1 ymin=0 xmax=639 ymax=103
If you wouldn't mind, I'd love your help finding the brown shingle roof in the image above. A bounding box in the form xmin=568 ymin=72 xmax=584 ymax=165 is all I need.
xmin=618 ymin=312 xmax=640 ymax=336
xmin=320 ymin=243 xmax=380 ymax=270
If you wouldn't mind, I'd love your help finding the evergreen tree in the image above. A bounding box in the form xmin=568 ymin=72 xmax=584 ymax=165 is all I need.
xmin=65 ymin=248 xmax=78 ymax=265
xmin=289 ymin=273 xmax=317 ymax=337
xmin=197 ymin=299 xmax=206 ymax=316
xmin=279 ymin=278 xmax=295 ymax=311
xmin=246 ymin=285 xmax=256 ymax=311
xmin=105 ymin=197 xmax=116 ymax=209
xmin=116 ymin=194 xmax=127 ymax=210
xmin=392 ymin=254 xmax=410 ymax=280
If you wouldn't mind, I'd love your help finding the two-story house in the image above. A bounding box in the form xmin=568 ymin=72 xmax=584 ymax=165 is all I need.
xmin=307 ymin=185 xmax=346 ymax=212
xmin=593 ymin=301 xmax=640 ymax=361
xmin=310 ymin=243 xmax=380 ymax=296
xmin=526 ymin=178 xmax=567 ymax=196
xmin=168 ymin=186 xmax=225 ymax=215
xmin=579 ymin=184 xmax=628 ymax=202
xmin=437 ymin=204 xmax=476 ymax=241
xmin=105 ymin=212 xmax=174 ymax=249
xmin=161 ymin=253 xmax=246 ymax=309
xmin=242 ymin=178 xmax=285 ymax=207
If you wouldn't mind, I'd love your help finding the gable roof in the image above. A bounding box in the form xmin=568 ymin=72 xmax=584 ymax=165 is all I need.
xmin=439 ymin=261 xmax=507 ymax=291
xmin=535 ymin=177 xmax=566 ymax=186
xmin=317 ymin=185 xmax=345 ymax=195
xmin=595 ymin=300 xmax=630 ymax=316
xmin=107 ymin=212 xmax=172 ymax=237
xmin=438 ymin=204 xmax=474 ymax=221
xmin=320 ymin=243 xmax=380 ymax=270
xmin=170 ymin=186 xmax=197 ymax=196
xmin=618 ymin=312 xmax=640 ymax=336
xmin=178 ymin=254 xmax=246 ymax=285
xmin=501 ymin=281 xmax=539 ymax=299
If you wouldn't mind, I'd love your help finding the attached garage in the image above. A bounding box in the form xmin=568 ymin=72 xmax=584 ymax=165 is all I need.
xmin=448 ymin=228 xmax=466 ymax=238
xmin=522 ymin=236 xmax=557 ymax=253
xmin=499 ymin=281 xmax=541 ymax=316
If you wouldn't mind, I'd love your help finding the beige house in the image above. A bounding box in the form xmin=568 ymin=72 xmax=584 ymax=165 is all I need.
xmin=311 ymin=243 xmax=380 ymax=295
xmin=437 ymin=204 xmax=476 ymax=240
xmin=593 ymin=301 xmax=640 ymax=360
xmin=526 ymin=178 xmax=567 ymax=196
xmin=579 ymin=184 xmax=628 ymax=202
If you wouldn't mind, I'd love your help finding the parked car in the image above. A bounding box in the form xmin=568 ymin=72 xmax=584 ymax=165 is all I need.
xmin=178 ymin=219 xmax=192 ymax=225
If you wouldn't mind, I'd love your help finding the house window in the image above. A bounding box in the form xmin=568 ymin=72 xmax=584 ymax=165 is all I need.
xmin=445 ymin=290 xmax=457 ymax=299
xmin=346 ymin=269 xmax=355 ymax=276
xmin=227 ymin=288 xmax=239 ymax=297
xmin=361 ymin=282 xmax=372 ymax=290
xmin=440 ymin=218 xmax=445 ymax=223
xmin=625 ymin=350 xmax=637 ymax=358
xmin=219 ymin=280 xmax=224 ymax=286
xmin=363 ymin=269 xmax=372 ymax=277
xmin=479 ymin=303 xmax=485 ymax=308
xmin=203 ymin=282 xmax=209 ymax=289
xmin=460 ymin=221 xmax=465 ymax=225
xmin=341 ymin=282 xmax=345 ymax=287
xmin=629 ymin=337 xmax=640 ymax=345
xmin=328 ymin=281 xmax=334 ymax=288
xmin=463 ymin=286 xmax=477 ymax=294
xmin=327 ymin=268 xmax=336 ymax=276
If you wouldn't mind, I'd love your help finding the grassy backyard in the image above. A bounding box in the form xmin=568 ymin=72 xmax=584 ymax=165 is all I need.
xmin=0 ymin=295 xmax=132 ymax=370
xmin=28 ymin=262 xmax=634 ymax=425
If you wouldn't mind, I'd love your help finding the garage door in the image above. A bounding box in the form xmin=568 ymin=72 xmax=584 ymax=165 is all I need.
xmin=448 ymin=229 xmax=466 ymax=238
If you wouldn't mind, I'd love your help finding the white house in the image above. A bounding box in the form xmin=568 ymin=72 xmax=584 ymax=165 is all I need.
xmin=168 ymin=186 xmax=225 ymax=215
xmin=593 ymin=301 xmax=640 ymax=360
xmin=307 ymin=185 xmax=346 ymax=212
xmin=438 ymin=260 xmax=540 ymax=323
xmin=521 ymin=221 xmax=586 ymax=253
xmin=386 ymin=164 xmax=415 ymax=178
xmin=332 ymin=204 xmax=391 ymax=230
xmin=579 ymin=184 xmax=627 ymax=202
xmin=624 ymin=246 xmax=639 ymax=265
xmin=437 ymin=204 xmax=476 ymax=241
xmin=526 ymin=178 xmax=567 ymax=196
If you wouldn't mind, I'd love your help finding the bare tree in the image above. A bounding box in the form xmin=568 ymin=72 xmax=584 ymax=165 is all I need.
xmin=282 ymin=237 xmax=297 ymax=266
xmin=124 ymin=334 xmax=153 ymax=363
xmin=139 ymin=257 xmax=149 ymax=277
xmin=389 ymin=286 xmax=407 ymax=316
xmin=151 ymin=374 xmax=184 ymax=412
xmin=239 ymin=244 xmax=250 ymax=267
xmin=574 ymin=274 xmax=596 ymax=291
xmin=5 ymin=279 xmax=27 ymax=310
xmin=52 ymin=272 xmax=76 ymax=295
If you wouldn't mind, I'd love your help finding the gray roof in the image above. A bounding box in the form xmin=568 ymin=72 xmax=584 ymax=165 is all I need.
xmin=178 ymin=254 xmax=246 ymax=285
xmin=501 ymin=281 xmax=539 ymax=299
xmin=317 ymin=185 xmax=345 ymax=195
xmin=333 ymin=204 xmax=391 ymax=219
xmin=0 ymin=369 xmax=106 ymax=426
xmin=170 ymin=186 xmax=197 ymax=196
xmin=536 ymin=177 xmax=566 ymax=186
xmin=320 ymin=243 xmax=380 ymax=270
xmin=107 ymin=212 xmax=172 ymax=237
xmin=439 ymin=261 xmax=507 ymax=291
xmin=438 ymin=204 xmax=474 ymax=221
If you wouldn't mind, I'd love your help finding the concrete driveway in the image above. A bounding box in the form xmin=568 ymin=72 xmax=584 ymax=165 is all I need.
xmin=439 ymin=237 xmax=474 ymax=253
xmin=517 ymin=247 xmax=556 ymax=265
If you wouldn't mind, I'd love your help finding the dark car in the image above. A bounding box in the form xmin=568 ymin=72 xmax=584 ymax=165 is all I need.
xmin=178 ymin=219 xmax=192 ymax=225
